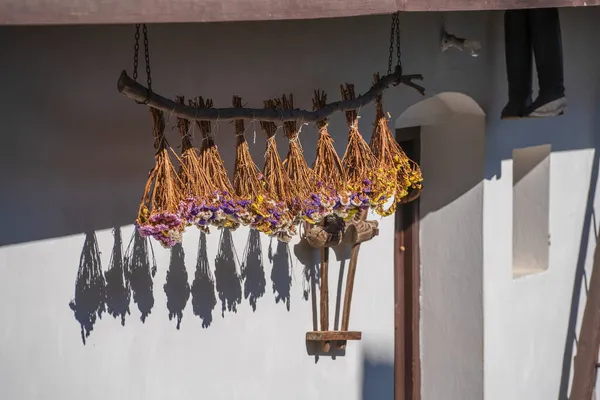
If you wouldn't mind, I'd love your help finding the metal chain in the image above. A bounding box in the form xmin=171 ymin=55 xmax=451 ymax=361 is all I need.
xmin=133 ymin=24 xmax=140 ymax=82
xmin=395 ymin=14 xmax=402 ymax=74
xmin=387 ymin=12 xmax=402 ymax=75
xmin=387 ymin=13 xmax=396 ymax=75
xmin=132 ymin=23 xmax=153 ymax=103
xmin=142 ymin=24 xmax=152 ymax=92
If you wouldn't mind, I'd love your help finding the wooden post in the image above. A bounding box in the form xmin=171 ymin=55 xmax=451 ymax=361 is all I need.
xmin=570 ymin=231 xmax=600 ymax=400
xmin=320 ymin=247 xmax=330 ymax=352
xmin=339 ymin=210 xmax=369 ymax=348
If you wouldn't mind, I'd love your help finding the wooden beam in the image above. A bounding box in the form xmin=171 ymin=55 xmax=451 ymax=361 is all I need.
xmin=402 ymin=0 xmax=600 ymax=10
xmin=117 ymin=69 xmax=424 ymax=123
xmin=0 ymin=0 xmax=398 ymax=25
xmin=2 ymin=0 xmax=598 ymax=26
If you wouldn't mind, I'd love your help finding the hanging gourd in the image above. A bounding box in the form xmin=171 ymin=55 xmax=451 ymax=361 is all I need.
xmin=279 ymin=94 xmax=317 ymax=224
xmin=232 ymin=96 xmax=274 ymax=235
xmin=136 ymin=108 xmax=185 ymax=248
xmin=260 ymin=99 xmax=297 ymax=242
xmin=191 ymin=96 xmax=241 ymax=231
xmin=310 ymin=90 xmax=349 ymax=223
xmin=174 ymin=96 xmax=214 ymax=233
xmin=340 ymin=84 xmax=382 ymax=218
xmin=369 ymin=73 xmax=423 ymax=216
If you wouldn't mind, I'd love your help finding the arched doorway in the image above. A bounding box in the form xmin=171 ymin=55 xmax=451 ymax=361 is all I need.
xmin=394 ymin=93 xmax=486 ymax=400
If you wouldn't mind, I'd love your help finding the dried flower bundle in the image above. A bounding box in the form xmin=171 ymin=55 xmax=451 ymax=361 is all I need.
xmin=232 ymin=96 xmax=274 ymax=234
xmin=174 ymin=96 xmax=216 ymax=233
xmin=309 ymin=90 xmax=350 ymax=223
xmin=340 ymin=84 xmax=382 ymax=218
xmin=137 ymin=108 xmax=185 ymax=248
xmin=370 ymin=74 xmax=423 ymax=216
xmin=191 ymin=96 xmax=241 ymax=231
xmin=260 ymin=100 xmax=297 ymax=242
xmin=279 ymin=94 xmax=317 ymax=224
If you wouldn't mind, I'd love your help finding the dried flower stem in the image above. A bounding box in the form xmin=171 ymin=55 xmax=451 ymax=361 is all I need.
xmin=233 ymin=96 xmax=266 ymax=202
xmin=190 ymin=96 xmax=236 ymax=196
xmin=340 ymin=84 xmax=378 ymax=211
xmin=279 ymin=94 xmax=317 ymax=213
xmin=313 ymin=90 xmax=346 ymax=192
xmin=176 ymin=95 xmax=211 ymax=199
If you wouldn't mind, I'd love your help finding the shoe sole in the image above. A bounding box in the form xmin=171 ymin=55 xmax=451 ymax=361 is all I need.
xmin=527 ymin=110 xmax=565 ymax=118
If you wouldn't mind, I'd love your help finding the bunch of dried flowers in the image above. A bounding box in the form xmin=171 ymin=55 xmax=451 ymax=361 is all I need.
xmin=370 ymin=74 xmax=423 ymax=216
xmin=279 ymin=94 xmax=318 ymax=224
xmin=136 ymin=108 xmax=185 ymax=248
xmin=231 ymin=96 xmax=275 ymax=235
xmin=191 ymin=96 xmax=242 ymax=231
xmin=260 ymin=99 xmax=297 ymax=242
xmin=307 ymin=90 xmax=351 ymax=223
xmin=340 ymin=84 xmax=384 ymax=219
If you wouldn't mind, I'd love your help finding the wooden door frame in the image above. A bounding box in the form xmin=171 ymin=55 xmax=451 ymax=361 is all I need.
xmin=394 ymin=126 xmax=421 ymax=400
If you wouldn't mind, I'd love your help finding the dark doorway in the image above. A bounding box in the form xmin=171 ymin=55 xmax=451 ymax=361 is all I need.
xmin=395 ymin=126 xmax=421 ymax=400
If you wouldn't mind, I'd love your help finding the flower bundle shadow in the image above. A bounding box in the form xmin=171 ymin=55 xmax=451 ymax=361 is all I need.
xmin=136 ymin=108 xmax=185 ymax=248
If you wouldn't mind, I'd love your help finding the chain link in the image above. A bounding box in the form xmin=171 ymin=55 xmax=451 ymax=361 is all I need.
xmin=395 ymin=14 xmax=402 ymax=74
xmin=387 ymin=13 xmax=396 ymax=75
xmin=132 ymin=23 xmax=153 ymax=103
xmin=133 ymin=24 xmax=140 ymax=82
xmin=387 ymin=12 xmax=402 ymax=75
xmin=142 ymin=24 xmax=152 ymax=92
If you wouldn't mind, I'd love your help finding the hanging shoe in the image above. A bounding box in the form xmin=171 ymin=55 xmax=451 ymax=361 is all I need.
xmin=526 ymin=94 xmax=567 ymax=117
xmin=501 ymin=10 xmax=533 ymax=120
xmin=501 ymin=96 xmax=532 ymax=119
xmin=528 ymin=8 xmax=566 ymax=118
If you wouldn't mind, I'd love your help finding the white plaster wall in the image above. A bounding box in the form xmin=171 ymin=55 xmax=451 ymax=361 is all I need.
xmin=420 ymin=117 xmax=485 ymax=400
xmin=397 ymin=93 xmax=486 ymax=400
xmin=0 ymin=7 xmax=598 ymax=400
xmin=0 ymin=13 xmax=491 ymax=400
xmin=483 ymin=8 xmax=600 ymax=400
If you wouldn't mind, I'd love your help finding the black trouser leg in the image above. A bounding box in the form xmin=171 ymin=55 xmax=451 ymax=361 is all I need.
xmin=502 ymin=10 xmax=533 ymax=118
xmin=529 ymin=8 xmax=565 ymax=101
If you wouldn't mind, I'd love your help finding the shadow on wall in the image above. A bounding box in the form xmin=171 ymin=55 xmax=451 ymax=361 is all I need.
xmin=396 ymin=92 xmax=486 ymax=216
xmin=214 ymin=228 xmax=242 ymax=317
xmin=164 ymin=243 xmax=190 ymax=330
xmin=104 ymin=227 xmax=130 ymax=326
xmin=241 ymin=229 xmax=266 ymax=312
xmin=361 ymin=353 xmax=394 ymax=400
xmin=69 ymin=231 xmax=106 ymax=345
xmin=269 ymin=238 xmax=293 ymax=311
xmin=557 ymin=86 xmax=600 ymax=400
xmin=191 ymin=232 xmax=217 ymax=328
xmin=68 ymin=225 xmax=312 ymax=343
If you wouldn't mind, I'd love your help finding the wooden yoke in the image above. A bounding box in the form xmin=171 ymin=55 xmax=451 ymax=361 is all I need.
xmin=305 ymin=210 xmax=378 ymax=352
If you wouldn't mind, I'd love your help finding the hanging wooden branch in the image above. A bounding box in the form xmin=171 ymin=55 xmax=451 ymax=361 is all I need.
xmin=117 ymin=67 xmax=424 ymax=123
